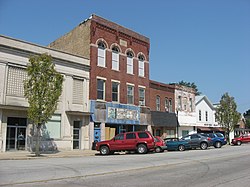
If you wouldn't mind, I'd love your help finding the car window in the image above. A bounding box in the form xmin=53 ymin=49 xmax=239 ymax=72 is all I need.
xmin=138 ymin=132 xmax=149 ymax=139
xmin=183 ymin=136 xmax=191 ymax=140
xmin=215 ymin=133 xmax=224 ymax=138
xmin=126 ymin=133 xmax=136 ymax=139
xmin=114 ymin=134 xmax=124 ymax=140
xmin=191 ymin=134 xmax=200 ymax=139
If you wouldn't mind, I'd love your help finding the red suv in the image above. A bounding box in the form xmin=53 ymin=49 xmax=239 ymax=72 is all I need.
xmin=231 ymin=134 xmax=250 ymax=146
xmin=96 ymin=131 xmax=155 ymax=155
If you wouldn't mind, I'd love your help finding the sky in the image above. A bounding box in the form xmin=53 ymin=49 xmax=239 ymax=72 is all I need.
xmin=0 ymin=0 xmax=249 ymax=114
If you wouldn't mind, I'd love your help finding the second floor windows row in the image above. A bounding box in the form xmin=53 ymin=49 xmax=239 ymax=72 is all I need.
xmin=97 ymin=78 xmax=145 ymax=106
xmin=97 ymin=41 xmax=146 ymax=77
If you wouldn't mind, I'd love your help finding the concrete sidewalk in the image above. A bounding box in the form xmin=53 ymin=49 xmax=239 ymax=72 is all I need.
xmin=0 ymin=149 xmax=98 ymax=160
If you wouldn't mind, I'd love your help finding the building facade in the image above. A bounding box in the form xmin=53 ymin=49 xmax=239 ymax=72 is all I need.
xmin=172 ymin=84 xmax=196 ymax=137
xmin=49 ymin=14 xmax=151 ymax=144
xmin=149 ymin=80 xmax=178 ymax=138
xmin=195 ymin=95 xmax=224 ymax=133
xmin=0 ymin=35 xmax=90 ymax=152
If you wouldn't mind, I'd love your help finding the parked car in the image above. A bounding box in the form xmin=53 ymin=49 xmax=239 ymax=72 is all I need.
xmin=181 ymin=133 xmax=212 ymax=150
xmin=154 ymin=136 xmax=167 ymax=153
xmin=95 ymin=131 xmax=155 ymax=155
xmin=201 ymin=133 xmax=227 ymax=148
xmin=165 ymin=138 xmax=190 ymax=151
xmin=231 ymin=134 xmax=250 ymax=146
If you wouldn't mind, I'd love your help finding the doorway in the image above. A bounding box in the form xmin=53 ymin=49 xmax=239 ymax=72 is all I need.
xmin=6 ymin=117 xmax=27 ymax=151
xmin=73 ymin=121 xmax=81 ymax=149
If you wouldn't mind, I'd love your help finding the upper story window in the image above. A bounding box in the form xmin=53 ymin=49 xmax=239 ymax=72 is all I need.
xmin=7 ymin=66 xmax=27 ymax=97
xmin=97 ymin=41 xmax=106 ymax=67
xmin=73 ymin=78 xmax=84 ymax=104
xmin=138 ymin=55 xmax=145 ymax=77
xmin=156 ymin=96 xmax=160 ymax=111
xmin=126 ymin=51 xmax=134 ymax=74
xmin=112 ymin=81 xmax=119 ymax=102
xmin=127 ymin=85 xmax=134 ymax=104
xmin=97 ymin=78 xmax=105 ymax=100
xmin=169 ymin=99 xmax=173 ymax=112
xmin=199 ymin=110 xmax=202 ymax=121
xmin=165 ymin=97 xmax=169 ymax=111
xmin=112 ymin=46 xmax=119 ymax=71
xmin=139 ymin=87 xmax=145 ymax=106
xmin=189 ymin=98 xmax=193 ymax=112
xmin=178 ymin=96 xmax=182 ymax=110
xmin=205 ymin=111 xmax=208 ymax=121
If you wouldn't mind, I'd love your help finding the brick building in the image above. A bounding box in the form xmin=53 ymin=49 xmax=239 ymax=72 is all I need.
xmin=49 ymin=14 xmax=151 ymax=144
xmin=149 ymin=80 xmax=178 ymax=138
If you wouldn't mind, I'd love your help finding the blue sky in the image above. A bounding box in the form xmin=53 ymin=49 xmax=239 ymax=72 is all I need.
xmin=0 ymin=0 xmax=249 ymax=114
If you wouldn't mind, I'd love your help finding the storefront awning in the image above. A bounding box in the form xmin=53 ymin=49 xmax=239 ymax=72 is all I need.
xmin=151 ymin=111 xmax=179 ymax=127
xmin=197 ymin=126 xmax=225 ymax=132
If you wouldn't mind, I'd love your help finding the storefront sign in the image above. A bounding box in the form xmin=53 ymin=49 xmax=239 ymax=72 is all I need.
xmin=108 ymin=107 xmax=139 ymax=121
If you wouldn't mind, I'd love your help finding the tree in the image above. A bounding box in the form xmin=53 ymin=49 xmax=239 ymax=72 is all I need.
xmin=243 ymin=109 xmax=250 ymax=128
xmin=24 ymin=53 xmax=63 ymax=156
xmin=215 ymin=93 xmax=241 ymax=144
xmin=178 ymin=80 xmax=201 ymax=95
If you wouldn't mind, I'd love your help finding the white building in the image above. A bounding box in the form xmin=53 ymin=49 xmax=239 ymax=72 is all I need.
xmin=195 ymin=95 xmax=224 ymax=133
xmin=173 ymin=84 xmax=196 ymax=137
xmin=0 ymin=35 xmax=90 ymax=152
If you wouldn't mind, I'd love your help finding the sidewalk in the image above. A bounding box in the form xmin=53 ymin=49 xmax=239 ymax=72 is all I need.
xmin=0 ymin=149 xmax=98 ymax=160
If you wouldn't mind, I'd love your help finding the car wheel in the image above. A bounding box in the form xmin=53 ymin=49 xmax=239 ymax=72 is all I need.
xmin=137 ymin=144 xmax=148 ymax=154
xmin=200 ymin=142 xmax=208 ymax=150
xmin=215 ymin=142 xmax=222 ymax=148
xmin=178 ymin=145 xmax=185 ymax=151
xmin=236 ymin=141 xmax=242 ymax=146
xmin=155 ymin=147 xmax=162 ymax=153
xmin=100 ymin=145 xmax=110 ymax=155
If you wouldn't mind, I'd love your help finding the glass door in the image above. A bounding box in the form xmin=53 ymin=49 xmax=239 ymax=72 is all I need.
xmin=6 ymin=117 xmax=27 ymax=151
xmin=73 ymin=121 xmax=81 ymax=149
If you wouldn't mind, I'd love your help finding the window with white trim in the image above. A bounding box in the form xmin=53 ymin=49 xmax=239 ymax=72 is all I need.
xmin=139 ymin=87 xmax=145 ymax=106
xmin=97 ymin=79 xmax=105 ymax=100
xmin=97 ymin=42 xmax=106 ymax=67
xmin=199 ymin=110 xmax=202 ymax=121
xmin=165 ymin=97 xmax=169 ymax=111
xmin=138 ymin=55 xmax=145 ymax=77
xmin=205 ymin=111 xmax=208 ymax=121
xmin=189 ymin=98 xmax=193 ymax=112
xmin=127 ymin=85 xmax=134 ymax=104
xmin=169 ymin=99 xmax=173 ymax=112
xmin=177 ymin=96 xmax=182 ymax=110
xmin=112 ymin=81 xmax=119 ymax=102
xmin=112 ymin=46 xmax=119 ymax=71
xmin=7 ymin=66 xmax=27 ymax=97
xmin=156 ymin=96 xmax=160 ymax=111
xmin=73 ymin=78 xmax=84 ymax=104
xmin=127 ymin=51 xmax=134 ymax=74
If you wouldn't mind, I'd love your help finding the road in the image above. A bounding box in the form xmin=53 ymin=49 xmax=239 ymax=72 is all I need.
xmin=1 ymin=144 xmax=250 ymax=187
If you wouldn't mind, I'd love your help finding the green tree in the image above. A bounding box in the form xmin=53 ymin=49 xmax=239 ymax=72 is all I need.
xmin=24 ymin=53 xmax=63 ymax=156
xmin=243 ymin=109 xmax=250 ymax=128
xmin=215 ymin=93 xmax=241 ymax=144
xmin=178 ymin=80 xmax=201 ymax=95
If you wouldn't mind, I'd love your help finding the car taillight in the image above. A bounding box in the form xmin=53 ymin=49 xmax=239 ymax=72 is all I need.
xmin=207 ymin=137 xmax=211 ymax=141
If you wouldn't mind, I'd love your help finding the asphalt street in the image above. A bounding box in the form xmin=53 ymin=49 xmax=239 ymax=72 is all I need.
xmin=1 ymin=144 xmax=250 ymax=187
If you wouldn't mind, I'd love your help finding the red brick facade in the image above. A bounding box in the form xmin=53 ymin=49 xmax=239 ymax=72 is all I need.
xmin=149 ymin=80 xmax=175 ymax=112
xmin=89 ymin=15 xmax=150 ymax=106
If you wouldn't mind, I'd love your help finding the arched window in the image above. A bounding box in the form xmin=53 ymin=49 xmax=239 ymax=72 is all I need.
xmin=97 ymin=41 xmax=106 ymax=67
xmin=126 ymin=51 xmax=134 ymax=74
xmin=112 ymin=46 xmax=120 ymax=71
xmin=138 ymin=54 xmax=145 ymax=77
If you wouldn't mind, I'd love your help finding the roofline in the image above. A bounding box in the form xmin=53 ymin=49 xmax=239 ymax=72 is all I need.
xmin=0 ymin=35 xmax=90 ymax=65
